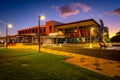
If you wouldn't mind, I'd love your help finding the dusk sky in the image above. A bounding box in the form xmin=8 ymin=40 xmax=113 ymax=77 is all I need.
xmin=0 ymin=0 xmax=120 ymax=38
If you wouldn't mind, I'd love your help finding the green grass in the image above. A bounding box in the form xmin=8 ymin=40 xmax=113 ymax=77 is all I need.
xmin=0 ymin=48 xmax=112 ymax=80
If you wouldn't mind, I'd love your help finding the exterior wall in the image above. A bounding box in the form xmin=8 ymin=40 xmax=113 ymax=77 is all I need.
xmin=18 ymin=26 xmax=46 ymax=35
xmin=45 ymin=20 xmax=63 ymax=35
xmin=46 ymin=21 xmax=55 ymax=35
xmin=54 ymin=20 xmax=99 ymax=43
xmin=0 ymin=19 xmax=109 ymax=44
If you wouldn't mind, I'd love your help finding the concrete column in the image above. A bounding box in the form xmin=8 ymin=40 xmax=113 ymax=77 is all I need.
xmin=56 ymin=35 xmax=57 ymax=44
xmin=89 ymin=26 xmax=91 ymax=43
xmin=22 ymin=36 xmax=25 ymax=42
xmin=32 ymin=36 xmax=34 ymax=42
xmin=85 ymin=28 xmax=87 ymax=42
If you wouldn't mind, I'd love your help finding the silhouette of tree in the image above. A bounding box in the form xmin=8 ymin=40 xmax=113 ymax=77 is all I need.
xmin=111 ymin=31 xmax=120 ymax=42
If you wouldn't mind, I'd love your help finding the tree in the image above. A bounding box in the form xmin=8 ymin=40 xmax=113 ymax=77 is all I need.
xmin=111 ymin=31 xmax=120 ymax=42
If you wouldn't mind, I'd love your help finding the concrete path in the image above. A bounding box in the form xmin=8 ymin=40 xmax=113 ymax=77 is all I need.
xmin=41 ymin=48 xmax=120 ymax=78
xmin=8 ymin=45 xmax=120 ymax=78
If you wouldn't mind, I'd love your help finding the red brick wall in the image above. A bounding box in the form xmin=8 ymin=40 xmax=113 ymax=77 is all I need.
xmin=46 ymin=21 xmax=55 ymax=35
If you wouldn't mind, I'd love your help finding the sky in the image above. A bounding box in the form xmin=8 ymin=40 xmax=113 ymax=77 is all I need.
xmin=0 ymin=0 xmax=120 ymax=38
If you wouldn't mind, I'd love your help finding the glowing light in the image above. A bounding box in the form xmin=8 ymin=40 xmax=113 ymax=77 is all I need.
xmin=104 ymin=32 xmax=107 ymax=35
xmin=49 ymin=33 xmax=58 ymax=36
xmin=60 ymin=44 xmax=62 ymax=47
xmin=39 ymin=15 xmax=45 ymax=20
xmin=58 ymin=31 xmax=64 ymax=35
xmin=74 ymin=29 xmax=78 ymax=32
xmin=91 ymin=27 xmax=94 ymax=31
xmin=7 ymin=24 xmax=12 ymax=28
xmin=90 ymin=43 xmax=93 ymax=48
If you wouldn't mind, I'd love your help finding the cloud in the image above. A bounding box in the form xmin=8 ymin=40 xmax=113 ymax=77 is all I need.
xmin=74 ymin=3 xmax=91 ymax=12
xmin=104 ymin=8 xmax=120 ymax=16
xmin=113 ymin=8 xmax=120 ymax=16
xmin=53 ymin=3 xmax=91 ymax=18
xmin=104 ymin=12 xmax=112 ymax=15
xmin=58 ymin=5 xmax=79 ymax=18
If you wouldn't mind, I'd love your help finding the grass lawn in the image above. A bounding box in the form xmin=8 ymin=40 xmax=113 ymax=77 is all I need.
xmin=0 ymin=48 xmax=112 ymax=80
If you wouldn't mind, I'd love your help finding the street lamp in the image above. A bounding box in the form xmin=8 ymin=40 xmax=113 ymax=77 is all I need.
xmin=6 ymin=24 xmax=12 ymax=49
xmin=90 ymin=27 xmax=94 ymax=48
xmin=38 ymin=15 xmax=45 ymax=52
xmin=0 ymin=20 xmax=12 ymax=49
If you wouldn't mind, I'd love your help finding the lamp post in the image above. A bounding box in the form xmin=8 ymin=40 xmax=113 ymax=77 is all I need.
xmin=90 ymin=27 xmax=94 ymax=48
xmin=6 ymin=24 xmax=12 ymax=49
xmin=0 ymin=20 xmax=12 ymax=49
xmin=38 ymin=15 xmax=45 ymax=52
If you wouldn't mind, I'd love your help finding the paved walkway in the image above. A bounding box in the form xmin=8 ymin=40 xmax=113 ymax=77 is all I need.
xmin=8 ymin=44 xmax=120 ymax=78
xmin=41 ymin=48 xmax=120 ymax=78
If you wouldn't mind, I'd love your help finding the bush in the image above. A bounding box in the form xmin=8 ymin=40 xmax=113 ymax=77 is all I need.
xmin=111 ymin=35 xmax=120 ymax=42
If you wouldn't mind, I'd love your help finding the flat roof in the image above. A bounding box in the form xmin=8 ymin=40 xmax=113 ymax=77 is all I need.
xmin=55 ymin=19 xmax=100 ymax=27
xmin=18 ymin=25 xmax=45 ymax=32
